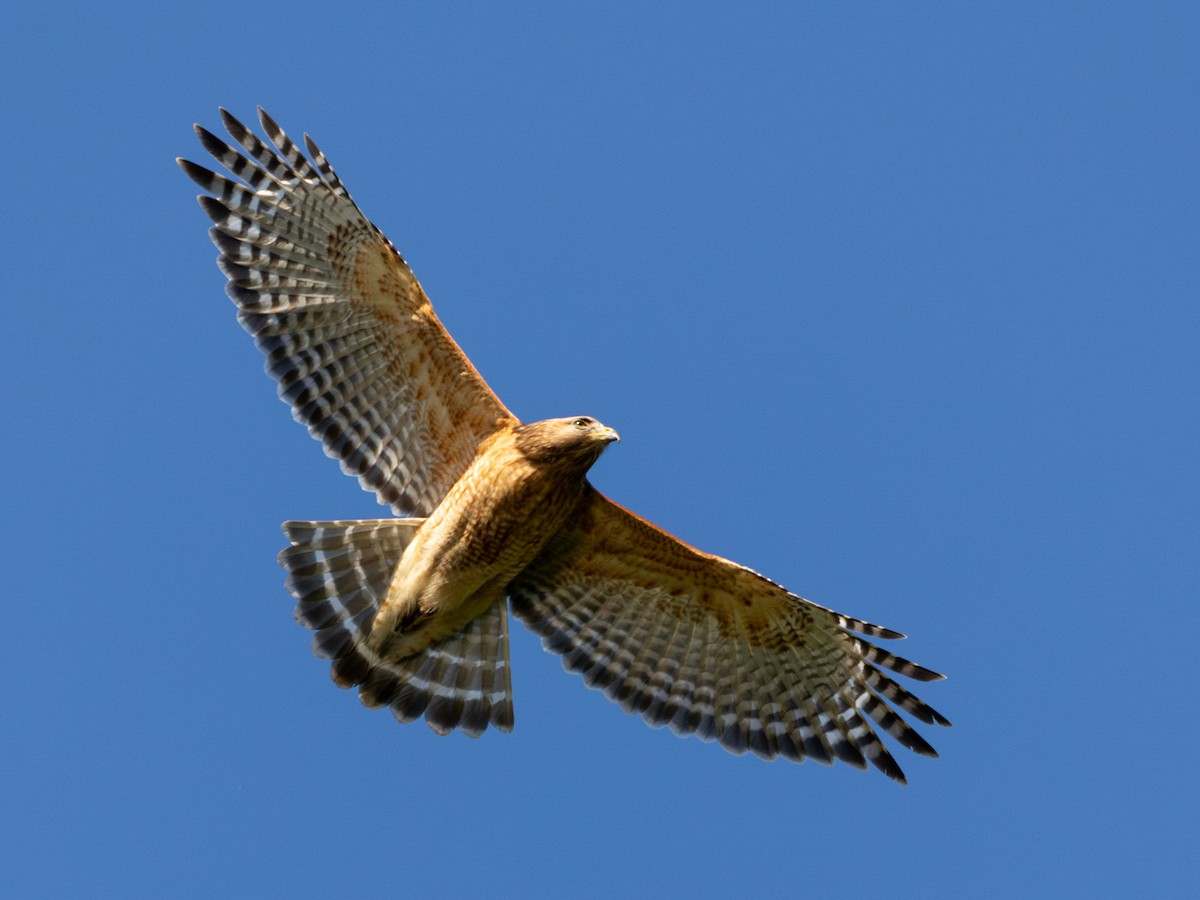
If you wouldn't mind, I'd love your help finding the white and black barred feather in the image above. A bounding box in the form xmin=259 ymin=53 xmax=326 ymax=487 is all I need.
xmin=280 ymin=520 xmax=514 ymax=737
xmin=510 ymin=490 xmax=950 ymax=784
xmin=179 ymin=108 xmax=516 ymax=518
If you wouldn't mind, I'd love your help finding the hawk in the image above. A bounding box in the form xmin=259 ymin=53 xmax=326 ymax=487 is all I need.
xmin=180 ymin=108 xmax=950 ymax=783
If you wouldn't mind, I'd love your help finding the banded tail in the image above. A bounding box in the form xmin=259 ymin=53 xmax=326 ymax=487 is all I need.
xmin=279 ymin=519 xmax=515 ymax=737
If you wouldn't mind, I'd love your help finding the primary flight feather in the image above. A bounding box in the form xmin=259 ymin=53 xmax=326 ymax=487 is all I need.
xmin=181 ymin=108 xmax=950 ymax=783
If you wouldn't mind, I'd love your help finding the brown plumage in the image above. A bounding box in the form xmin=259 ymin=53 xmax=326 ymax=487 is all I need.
xmin=181 ymin=108 xmax=950 ymax=782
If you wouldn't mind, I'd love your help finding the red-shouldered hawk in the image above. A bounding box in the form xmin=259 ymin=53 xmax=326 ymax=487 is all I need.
xmin=180 ymin=108 xmax=950 ymax=783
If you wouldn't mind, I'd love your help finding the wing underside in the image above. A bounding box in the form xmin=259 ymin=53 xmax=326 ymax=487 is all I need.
xmin=181 ymin=108 xmax=517 ymax=515
xmin=510 ymin=489 xmax=950 ymax=783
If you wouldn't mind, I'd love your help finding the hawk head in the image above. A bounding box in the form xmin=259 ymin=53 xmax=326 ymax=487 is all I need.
xmin=514 ymin=416 xmax=620 ymax=468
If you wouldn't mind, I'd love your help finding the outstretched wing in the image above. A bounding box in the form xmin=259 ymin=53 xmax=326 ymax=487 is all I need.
xmin=180 ymin=108 xmax=517 ymax=516
xmin=509 ymin=489 xmax=950 ymax=783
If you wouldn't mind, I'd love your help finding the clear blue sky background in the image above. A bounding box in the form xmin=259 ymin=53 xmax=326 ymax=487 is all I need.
xmin=3 ymin=3 xmax=1196 ymax=897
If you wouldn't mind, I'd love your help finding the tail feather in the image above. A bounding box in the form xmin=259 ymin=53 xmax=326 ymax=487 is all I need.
xmin=380 ymin=602 xmax=514 ymax=737
xmin=279 ymin=519 xmax=515 ymax=737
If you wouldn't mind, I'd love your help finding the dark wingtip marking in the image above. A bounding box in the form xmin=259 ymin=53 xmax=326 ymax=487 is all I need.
xmin=869 ymin=740 xmax=909 ymax=784
xmin=195 ymin=124 xmax=231 ymax=158
xmin=258 ymin=106 xmax=282 ymax=137
xmin=220 ymin=107 xmax=251 ymax=140
xmin=304 ymin=134 xmax=322 ymax=161
xmin=909 ymin=734 xmax=939 ymax=759
xmin=217 ymin=257 xmax=252 ymax=283
xmin=208 ymin=227 xmax=243 ymax=258
xmin=178 ymin=157 xmax=211 ymax=187
xmin=197 ymin=194 xmax=231 ymax=224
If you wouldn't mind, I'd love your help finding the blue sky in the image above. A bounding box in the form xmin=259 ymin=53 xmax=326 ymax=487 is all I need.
xmin=3 ymin=2 xmax=1196 ymax=896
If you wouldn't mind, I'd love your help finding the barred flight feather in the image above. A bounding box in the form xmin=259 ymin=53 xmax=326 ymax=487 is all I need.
xmin=511 ymin=490 xmax=950 ymax=783
xmin=279 ymin=519 xmax=514 ymax=738
xmin=180 ymin=108 xmax=516 ymax=517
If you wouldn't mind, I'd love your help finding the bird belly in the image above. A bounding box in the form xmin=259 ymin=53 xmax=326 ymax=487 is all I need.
xmin=370 ymin=449 xmax=585 ymax=658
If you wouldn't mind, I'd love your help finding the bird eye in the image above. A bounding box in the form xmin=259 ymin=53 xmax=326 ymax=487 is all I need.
xmin=573 ymin=418 xmax=591 ymax=428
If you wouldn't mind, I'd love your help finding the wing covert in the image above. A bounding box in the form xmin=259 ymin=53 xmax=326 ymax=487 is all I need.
xmin=180 ymin=108 xmax=517 ymax=515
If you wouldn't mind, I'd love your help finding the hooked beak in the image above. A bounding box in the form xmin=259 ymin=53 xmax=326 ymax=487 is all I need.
xmin=600 ymin=427 xmax=621 ymax=444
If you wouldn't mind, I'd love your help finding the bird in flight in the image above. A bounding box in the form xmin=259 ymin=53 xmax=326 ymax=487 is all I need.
xmin=180 ymin=108 xmax=950 ymax=783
